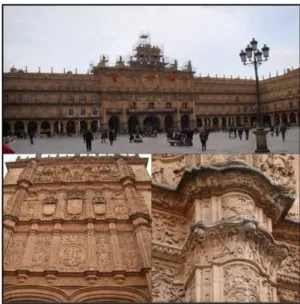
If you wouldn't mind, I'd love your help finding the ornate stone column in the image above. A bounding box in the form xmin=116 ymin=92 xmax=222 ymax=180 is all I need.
xmin=3 ymin=217 xmax=16 ymax=255
xmin=50 ymin=121 xmax=54 ymax=135
xmin=37 ymin=122 xmax=41 ymax=135
xmin=21 ymin=223 xmax=39 ymax=269
xmin=48 ymin=222 xmax=62 ymax=270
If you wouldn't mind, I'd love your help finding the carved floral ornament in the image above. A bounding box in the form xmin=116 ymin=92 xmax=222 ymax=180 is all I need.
xmin=188 ymin=219 xmax=289 ymax=277
xmin=152 ymin=164 xmax=295 ymax=223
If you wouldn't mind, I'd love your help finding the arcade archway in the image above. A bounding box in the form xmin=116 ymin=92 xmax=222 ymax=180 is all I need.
xmin=128 ymin=116 xmax=140 ymax=134
xmin=212 ymin=117 xmax=218 ymax=128
xmin=109 ymin=116 xmax=120 ymax=132
xmin=80 ymin=120 xmax=88 ymax=133
xmin=164 ymin=115 xmax=173 ymax=131
xmin=275 ymin=114 xmax=280 ymax=125
xmin=243 ymin=116 xmax=248 ymax=126
xmin=263 ymin=115 xmax=271 ymax=126
xmin=181 ymin=115 xmax=189 ymax=129
xmin=14 ymin=121 xmax=24 ymax=137
xmin=196 ymin=118 xmax=203 ymax=128
xmin=251 ymin=116 xmax=256 ymax=127
xmin=144 ymin=116 xmax=160 ymax=132
xmin=28 ymin=121 xmax=38 ymax=134
xmin=236 ymin=117 xmax=241 ymax=127
xmin=66 ymin=121 xmax=76 ymax=135
xmin=221 ymin=117 xmax=226 ymax=128
xmin=3 ymin=122 xmax=11 ymax=137
xmin=91 ymin=120 xmax=98 ymax=133
xmin=282 ymin=113 xmax=288 ymax=124
xmin=41 ymin=121 xmax=51 ymax=136
xmin=289 ymin=112 xmax=296 ymax=124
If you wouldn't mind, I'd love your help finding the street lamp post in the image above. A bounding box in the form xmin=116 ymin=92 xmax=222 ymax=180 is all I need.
xmin=240 ymin=38 xmax=270 ymax=153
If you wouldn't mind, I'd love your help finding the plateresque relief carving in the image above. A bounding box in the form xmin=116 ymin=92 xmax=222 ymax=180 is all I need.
xmin=95 ymin=234 xmax=113 ymax=271
xmin=31 ymin=233 xmax=52 ymax=270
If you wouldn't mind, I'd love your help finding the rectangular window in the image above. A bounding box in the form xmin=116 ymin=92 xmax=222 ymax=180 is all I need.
xmin=68 ymin=109 xmax=73 ymax=116
xmin=289 ymin=102 xmax=293 ymax=109
xmin=92 ymin=109 xmax=97 ymax=116
xmin=182 ymin=102 xmax=187 ymax=109
xmin=81 ymin=109 xmax=86 ymax=115
xmin=166 ymin=102 xmax=171 ymax=109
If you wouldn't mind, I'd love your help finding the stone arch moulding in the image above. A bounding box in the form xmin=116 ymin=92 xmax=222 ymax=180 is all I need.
xmin=4 ymin=285 xmax=69 ymax=302
xmin=70 ymin=286 xmax=151 ymax=302
xmin=152 ymin=161 xmax=295 ymax=223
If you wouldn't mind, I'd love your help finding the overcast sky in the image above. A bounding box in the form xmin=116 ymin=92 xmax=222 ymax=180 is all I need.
xmin=3 ymin=154 xmax=152 ymax=176
xmin=3 ymin=5 xmax=299 ymax=79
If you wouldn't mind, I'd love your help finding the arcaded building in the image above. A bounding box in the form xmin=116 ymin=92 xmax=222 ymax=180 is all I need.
xmin=152 ymin=154 xmax=299 ymax=302
xmin=3 ymin=155 xmax=151 ymax=302
xmin=3 ymin=33 xmax=300 ymax=137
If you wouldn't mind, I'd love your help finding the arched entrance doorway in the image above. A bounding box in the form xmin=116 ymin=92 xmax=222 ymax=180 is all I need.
xmin=128 ymin=116 xmax=140 ymax=133
xmin=212 ymin=117 xmax=218 ymax=129
xmin=164 ymin=115 xmax=173 ymax=131
xmin=54 ymin=121 xmax=63 ymax=134
xmin=91 ymin=120 xmax=98 ymax=133
xmin=41 ymin=121 xmax=51 ymax=137
xmin=3 ymin=122 xmax=11 ymax=137
xmin=289 ymin=112 xmax=296 ymax=124
xmin=144 ymin=116 xmax=160 ymax=132
xmin=109 ymin=116 xmax=120 ymax=132
xmin=282 ymin=113 xmax=288 ymax=124
xmin=263 ymin=115 xmax=271 ymax=126
xmin=243 ymin=116 xmax=248 ymax=126
xmin=251 ymin=116 xmax=256 ymax=127
xmin=80 ymin=120 xmax=88 ymax=133
xmin=28 ymin=121 xmax=38 ymax=134
xmin=181 ymin=115 xmax=189 ymax=129
xmin=221 ymin=117 xmax=226 ymax=128
xmin=196 ymin=118 xmax=202 ymax=128
xmin=236 ymin=117 xmax=241 ymax=127
xmin=14 ymin=121 xmax=24 ymax=137
xmin=66 ymin=121 xmax=76 ymax=135
xmin=228 ymin=117 xmax=233 ymax=126
xmin=275 ymin=114 xmax=280 ymax=125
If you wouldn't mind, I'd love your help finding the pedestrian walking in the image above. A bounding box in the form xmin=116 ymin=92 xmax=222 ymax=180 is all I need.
xmin=280 ymin=124 xmax=287 ymax=142
xmin=29 ymin=129 xmax=35 ymax=145
xmin=275 ymin=125 xmax=279 ymax=136
xmin=109 ymin=129 xmax=114 ymax=146
xmin=238 ymin=127 xmax=243 ymax=140
xmin=270 ymin=125 xmax=274 ymax=137
xmin=84 ymin=129 xmax=93 ymax=151
xmin=199 ymin=128 xmax=207 ymax=151
xmin=129 ymin=133 xmax=134 ymax=143
xmin=244 ymin=126 xmax=250 ymax=140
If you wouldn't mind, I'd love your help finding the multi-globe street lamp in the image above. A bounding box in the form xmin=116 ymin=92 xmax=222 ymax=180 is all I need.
xmin=239 ymin=38 xmax=270 ymax=153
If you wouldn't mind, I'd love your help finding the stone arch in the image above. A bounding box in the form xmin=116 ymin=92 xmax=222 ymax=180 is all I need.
xmin=263 ymin=115 xmax=271 ymax=126
xmin=212 ymin=117 xmax=218 ymax=128
xmin=66 ymin=120 xmax=76 ymax=135
xmin=109 ymin=116 xmax=120 ymax=132
xmin=282 ymin=113 xmax=288 ymax=124
xmin=14 ymin=121 xmax=25 ymax=136
xmin=3 ymin=122 xmax=11 ymax=137
xmin=28 ymin=121 xmax=38 ymax=134
xmin=289 ymin=112 xmax=296 ymax=124
xmin=236 ymin=117 xmax=241 ymax=127
xmin=70 ymin=286 xmax=150 ymax=303
xmin=144 ymin=115 xmax=160 ymax=132
xmin=41 ymin=121 xmax=50 ymax=136
xmin=80 ymin=120 xmax=88 ymax=132
xmin=243 ymin=116 xmax=248 ymax=125
xmin=4 ymin=285 xmax=68 ymax=302
xmin=196 ymin=118 xmax=203 ymax=128
xmin=180 ymin=115 xmax=189 ymax=129
xmin=221 ymin=117 xmax=226 ymax=127
xmin=128 ymin=116 xmax=140 ymax=133
xmin=250 ymin=116 xmax=256 ymax=127
xmin=164 ymin=115 xmax=173 ymax=131
xmin=91 ymin=120 xmax=98 ymax=132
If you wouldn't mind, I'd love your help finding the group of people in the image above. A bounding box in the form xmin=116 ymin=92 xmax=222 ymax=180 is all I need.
xmin=84 ymin=129 xmax=117 ymax=152
xmin=228 ymin=126 xmax=251 ymax=140
xmin=270 ymin=124 xmax=288 ymax=141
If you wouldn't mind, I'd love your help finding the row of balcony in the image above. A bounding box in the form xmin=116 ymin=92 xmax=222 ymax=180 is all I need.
xmin=107 ymin=108 xmax=193 ymax=114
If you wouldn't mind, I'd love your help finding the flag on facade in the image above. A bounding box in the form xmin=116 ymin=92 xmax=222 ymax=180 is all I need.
xmin=112 ymin=75 xmax=117 ymax=82
xmin=133 ymin=77 xmax=137 ymax=83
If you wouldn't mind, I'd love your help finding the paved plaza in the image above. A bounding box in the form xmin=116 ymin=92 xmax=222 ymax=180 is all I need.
xmin=8 ymin=128 xmax=300 ymax=154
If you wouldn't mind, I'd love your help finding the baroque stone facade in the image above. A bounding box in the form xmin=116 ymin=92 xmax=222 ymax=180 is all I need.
xmin=3 ymin=155 xmax=151 ymax=302
xmin=3 ymin=33 xmax=300 ymax=137
xmin=152 ymin=154 xmax=300 ymax=302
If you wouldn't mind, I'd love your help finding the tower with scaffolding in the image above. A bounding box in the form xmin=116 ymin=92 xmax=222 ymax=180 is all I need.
xmin=127 ymin=32 xmax=169 ymax=70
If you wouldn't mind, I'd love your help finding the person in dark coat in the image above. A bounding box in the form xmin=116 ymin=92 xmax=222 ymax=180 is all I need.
xmin=280 ymin=124 xmax=287 ymax=142
xmin=29 ymin=129 xmax=35 ymax=145
xmin=270 ymin=125 xmax=274 ymax=136
xmin=199 ymin=128 xmax=207 ymax=151
xmin=129 ymin=133 xmax=134 ymax=143
xmin=244 ymin=126 xmax=250 ymax=140
xmin=84 ymin=129 xmax=93 ymax=151
xmin=275 ymin=125 xmax=280 ymax=136
xmin=109 ymin=129 xmax=114 ymax=146
xmin=238 ymin=127 xmax=243 ymax=140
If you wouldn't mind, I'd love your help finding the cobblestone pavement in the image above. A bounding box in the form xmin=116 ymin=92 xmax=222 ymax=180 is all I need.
xmin=9 ymin=128 xmax=300 ymax=154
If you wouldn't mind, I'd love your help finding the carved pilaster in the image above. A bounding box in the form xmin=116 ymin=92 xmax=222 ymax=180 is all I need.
xmin=109 ymin=222 xmax=123 ymax=271
xmin=103 ymin=188 xmax=113 ymax=218
xmin=48 ymin=223 xmax=62 ymax=270
xmin=55 ymin=190 xmax=65 ymax=219
xmin=21 ymin=223 xmax=39 ymax=269
xmin=86 ymin=188 xmax=93 ymax=218
xmin=86 ymin=222 xmax=96 ymax=270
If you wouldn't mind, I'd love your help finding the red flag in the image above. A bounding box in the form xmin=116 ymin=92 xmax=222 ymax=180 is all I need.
xmin=133 ymin=77 xmax=137 ymax=83
xmin=112 ymin=75 xmax=117 ymax=82
xmin=170 ymin=75 xmax=176 ymax=82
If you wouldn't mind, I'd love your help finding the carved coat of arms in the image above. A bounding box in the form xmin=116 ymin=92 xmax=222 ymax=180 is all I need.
xmin=43 ymin=197 xmax=57 ymax=216
xmin=67 ymin=199 xmax=83 ymax=215
xmin=93 ymin=197 xmax=106 ymax=215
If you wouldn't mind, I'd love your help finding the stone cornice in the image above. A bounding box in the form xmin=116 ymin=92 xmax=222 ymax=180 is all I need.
xmin=152 ymin=161 xmax=295 ymax=223
xmin=273 ymin=218 xmax=300 ymax=244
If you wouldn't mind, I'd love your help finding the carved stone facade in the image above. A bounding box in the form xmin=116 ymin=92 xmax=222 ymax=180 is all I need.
xmin=3 ymin=155 xmax=151 ymax=302
xmin=152 ymin=154 xmax=299 ymax=302
xmin=3 ymin=33 xmax=299 ymax=138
